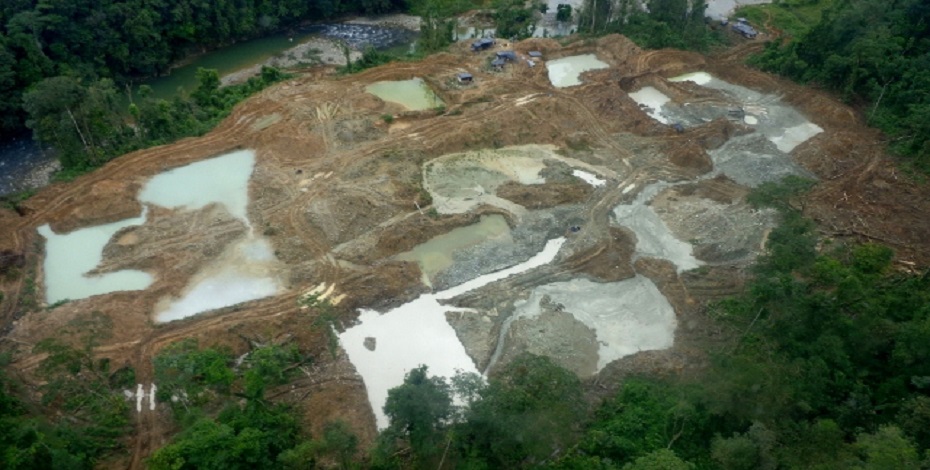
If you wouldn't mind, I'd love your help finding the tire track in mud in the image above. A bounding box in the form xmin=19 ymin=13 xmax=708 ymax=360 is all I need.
xmin=7 ymin=49 xmax=658 ymax=467
xmin=0 ymin=95 xmax=342 ymax=469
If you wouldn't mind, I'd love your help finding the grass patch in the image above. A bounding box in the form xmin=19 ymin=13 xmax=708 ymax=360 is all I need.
xmin=0 ymin=189 xmax=36 ymax=212
xmin=735 ymin=0 xmax=837 ymax=39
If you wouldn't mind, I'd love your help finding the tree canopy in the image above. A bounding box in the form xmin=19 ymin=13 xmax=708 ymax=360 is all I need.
xmin=0 ymin=0 xmax=411 ymax=140
xmin=749 ymin=0 xmax=930 ymax=170
xmin=577 ymin=0 xmax=721 ymax=51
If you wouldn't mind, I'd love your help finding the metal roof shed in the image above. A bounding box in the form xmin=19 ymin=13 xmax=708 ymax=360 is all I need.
xmin=496 ymin=50 xmax=517 ymax=61
xmin=732 ymin=22 xmax=757 ymax=38
xmin=471 ymin=38 xmax=495 ymax=51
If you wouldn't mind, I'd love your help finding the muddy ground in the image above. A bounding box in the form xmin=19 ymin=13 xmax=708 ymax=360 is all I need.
xmin=1 ymin=35 xmax=929 ymax=468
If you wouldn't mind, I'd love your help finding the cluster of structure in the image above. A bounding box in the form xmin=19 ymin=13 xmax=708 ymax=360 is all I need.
xmin=460 ymin=36 xmax=545 ymax=82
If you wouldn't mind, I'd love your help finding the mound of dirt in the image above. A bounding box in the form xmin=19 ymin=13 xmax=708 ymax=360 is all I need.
xmin=495 ymin=180 xmax=593 ymax=208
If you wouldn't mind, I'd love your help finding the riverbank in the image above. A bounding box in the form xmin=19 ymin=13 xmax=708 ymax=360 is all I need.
xmin=0 ymin=136 xmax=58 ymax=197
xmin=221 ymin=14 xmax=421 ymax=86
xmin=0 ymin=14 xmax=423 ymax=196
xmin=220 ymin=37 xmax=364 ymax=86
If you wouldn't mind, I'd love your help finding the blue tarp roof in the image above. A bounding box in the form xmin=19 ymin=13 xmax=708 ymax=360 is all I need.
xmin=732 ymin=23 xmax=757 ymax=37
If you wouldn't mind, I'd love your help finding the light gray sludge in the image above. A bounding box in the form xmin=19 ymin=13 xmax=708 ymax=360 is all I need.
xmin=487 ymin=276 xmax=676 ymax=375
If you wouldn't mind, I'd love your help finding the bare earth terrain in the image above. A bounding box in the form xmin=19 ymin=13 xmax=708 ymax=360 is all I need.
xmin=1 ymin=35 xmax=929 ymax=468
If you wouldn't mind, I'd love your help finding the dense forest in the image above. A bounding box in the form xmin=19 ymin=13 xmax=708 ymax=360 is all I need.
xmin=0 ymin=0 xmax=411 ymax=140
xmin=749 ymin=0 xmax=930 ymax=170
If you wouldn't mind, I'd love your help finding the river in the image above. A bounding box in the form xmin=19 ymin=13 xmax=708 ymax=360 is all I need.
xmin=145 ymin=22 xmax=417 ymax=99
xmin=0 ymin=132 xmax=58 ymax=197
xmin=0 ymin=19 xmax=418 ymax=197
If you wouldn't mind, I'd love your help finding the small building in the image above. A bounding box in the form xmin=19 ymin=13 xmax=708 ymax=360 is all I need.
xmin=732 ymin=19 xmax=757 ymax=38
xmin=496 ymin=50 xmax=518 ymax=62
xmin=528 ymin=51 xmax=543 ymax=58
xmin=491 ymin=58 xmax=506 ymax=71
xmin=457 ymin=72 xmax=474 ymax=83
xmin=471 ymin=38 xmax=495 ymax=52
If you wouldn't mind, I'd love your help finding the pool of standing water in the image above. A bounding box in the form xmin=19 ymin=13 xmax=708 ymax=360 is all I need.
xmin=365 ymin=78 xmax=444 ymax=111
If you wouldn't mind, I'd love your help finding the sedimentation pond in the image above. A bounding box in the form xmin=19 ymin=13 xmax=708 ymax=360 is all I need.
xmin=34 ymin=59 xmax=827 ymax=433
xmin=546 ymin=54 xmax=609 ymax=88
xmin=337 ymin=66 xmax=828 ymax=424
xmin=340 ymin=143 xmax=689 ymax=428
xmin=39 ymin=149 xmax=284 ymax=323
xmin=39 ymin=212 xmax=153 ymax=304
xmin=340 ymin=237 xmax=566 ymax=429
xmin=365 ymin=78 xmax=444 ymax=111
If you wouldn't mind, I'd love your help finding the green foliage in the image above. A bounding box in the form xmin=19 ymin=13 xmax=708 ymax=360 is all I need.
xmin=154 ymin=338 xmax=307 ymax=414
xmin=556 ymin=378 xmax=710 ymax=468
xmin=0 ymin=249 xmax=25 ymax=281
xmin=549 ymin=176 xmax=930 ymax=469
xmin=381 ymin=365 xmax=454 ymax=461
xmin=745 ymin=175 xmax=816 ymax=211
xmin=419 ymin=17 xmax=456 ymax=54
xmin=242 ymin=343 xmax=302 ymax=399
xmin=278 ymin=421 xmax=359 ymax=469
xmin=0 ymin=189 xmax=35 ymax=214
xmin=192 ymin=68 xmax=221 ymax=109
xmin=373 ymin=356 xmax=587 ymax=468
xmin=556 ymin=4 xmax=573 ymax=22
xmin=341 ymin=47 xmax=399 ymax=74
xmin=493 ymin=0 xmax=540 ymax=39
xmin=734 ymin=0 xmax=837 ymax=39
xmin=854 ymin=426 xmax=921 ymax=470
xmin=148 ymin=340 xmax=309 ymax=469
xmin=154 ymin=338 xmax=236 ymax=411
xmin=148 ymin=405 xmax=301 ymax=470
xmin=109 ymin=365 xmax=136 ymax=389
xmin=622 ymin=449 xmax=695 ymax=470
xmin=22 ymin=66 xmax=288 ymax=175
xmin=411 ymin=0 xmax=477 ymax=54
xmin=0 ymin=314 xmax=132 ymax=468
xmin=457 ymin=354 xmax=586 ymax=467
xmin=0 ymin=0 xmax=413 ymax=140
xmin=748 ymin=0 xmax=930 ymax=170
xmin=302 ymin=293 xmax=341 ymax=358
xmin=578 ymin=0 xmax=723 ymax=51
xmin=711 ymin=422 xmax=777 ymax=470
xmin=22 ymin=76 xmax=129 ymax=170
